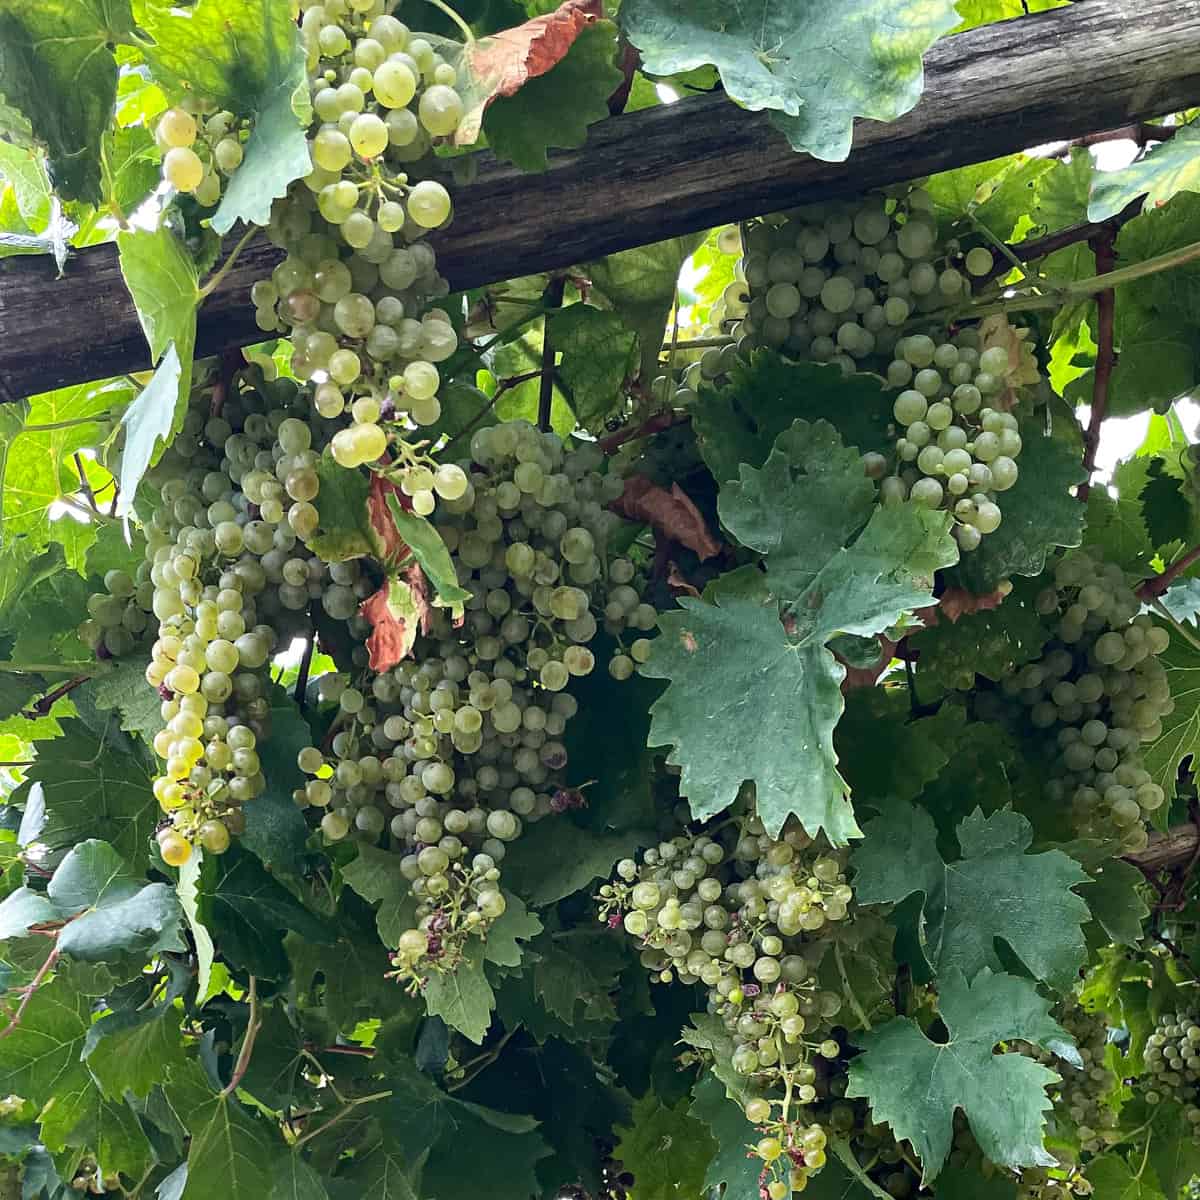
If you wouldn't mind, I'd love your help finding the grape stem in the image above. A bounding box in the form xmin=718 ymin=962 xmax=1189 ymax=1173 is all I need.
xmin=295 ymin=632 xmax=315 ymax=709
xmin=447 ymin=1024 xmax=518 ymax=1092
xmin=292 ymin=1089 xmax=393 ymax=1149
xmin=1077 ymin=228 xmax=1117 ymax=502
xmin=1137 ymin=542 xmax=1200 ymax=600
xmin=538 ymin=278 xmax=567 ymax=432
xmin=198 ymin=226 xmax=258 ymax=301
xmin=221 ymin=975 xmax=260 ymax=1098
xmin=22 ymin=674 xmax=92 ymax=718
xmin=0 ymin=945 xmax=60 ymax=1041
xmin=829 ymin=1138 xmax=894 ymax=1200
xmin=424 ymin=0 xmax=475 ymax=44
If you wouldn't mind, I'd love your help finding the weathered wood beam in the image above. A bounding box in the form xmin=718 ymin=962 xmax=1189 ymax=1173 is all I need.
xmin=1127 ymin=822 xmax=1200 ymax=875
xmin=2 ymin=0 xmax=1200 ymax=401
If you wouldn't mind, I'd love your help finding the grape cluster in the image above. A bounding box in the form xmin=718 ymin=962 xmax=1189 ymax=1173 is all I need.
xmin=599 ymin=817 xmax=852 ymax=1192
xmin=156 ymin=103 xmax=248 ymax=209
xmin=295 ymin=418 xmax=654 ymax=982
xmin=996 ymin=550 xmax=1171 ymax=847
xmin=885 ymin=330 xmax=1022 ymax=552
xmin=1144 ymin=1006 xmax=1200 ymax=1136
xmin=1049 ymin=1007 xmax=1119 ymax=1154
xmin=85 ymin=369 xmax=344 ymax=866
xmin=252 ymin=3 xmax=467 ymax=507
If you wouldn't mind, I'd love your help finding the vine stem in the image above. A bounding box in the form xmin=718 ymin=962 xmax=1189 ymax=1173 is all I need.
xmin=1078 ymin=229 xmax=1117 ymax=502
xmin=447 ymin=1025 xmax=519 ymax=1092
xmin=73 ymin=453 xmax=97 ymax=513
xmin=424 ymin=0 xmax=474 ymax=43
xmin=0 ymin=946 xmax=59 ymax=1040
xmin=1137 ymin=542 xmax=1200 ymax=600
xmin=198 ymin=226 xmax=258 ymax=301
xmin=221 ymin=976 xmax=260 ymax=1098
xmin=537 ymin=277 xmax=567 ymax=432
xmin=23 ymin=673 xmax=92 ymax=717
xmin=292 ymin=1089 xmax=393 ymax=1149
xmin=294 ymin=633 xmax=315 ymax=709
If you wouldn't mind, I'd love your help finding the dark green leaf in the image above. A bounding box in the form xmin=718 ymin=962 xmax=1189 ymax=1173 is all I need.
xmin=180 ymin=1092 xmax=276 ymax=1200
xmin=851 ymin=803 xmax=1092 ymax=991
xmin=545 ymin=304 xmax=637 ymax=433
xmin=423 ymin=939 xmax=494 ymax=1045
xmin=689 ymin=1074 xmax=759 ymax=1197
xmin=1089 ymin=123 xmax=1200 ymax=221
xmin=309 ymin=451 xmax=379 ymax=562
xmin=612 ymin=1094 xmax=715 ymax=1200
xmin=910 ymin=597 xmax=1049 ymax=691
xmin=83 ymin=1004 xmax=188 ymax=1099
xmin=385 ymin=499 xmax=472 ymax=617
xmin=846 ymin=968 xmax=1074 ymax=1182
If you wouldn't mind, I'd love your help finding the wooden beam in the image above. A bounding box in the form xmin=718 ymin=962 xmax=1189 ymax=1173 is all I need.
xmin=2 ymin=0 xmax=1200 ymax=401
xmin=1127 ymin=822 xmax=1199 ymax=875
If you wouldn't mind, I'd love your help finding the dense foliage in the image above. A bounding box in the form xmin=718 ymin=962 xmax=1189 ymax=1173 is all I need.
xmin=4 ymin=2 xmax=1200 ymax=1199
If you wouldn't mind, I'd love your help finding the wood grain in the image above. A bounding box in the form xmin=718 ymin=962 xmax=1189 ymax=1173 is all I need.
xmin=3 ymin=0 xmax=1200 ymax=400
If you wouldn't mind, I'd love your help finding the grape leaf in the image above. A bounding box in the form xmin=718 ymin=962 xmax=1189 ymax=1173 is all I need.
xmin=716 ymin=415 xmax=874 ymax=569
xmin=0 ymin=0 xmax=135 ymax=203
xmin=483 ymin=891 xmax=542 ymax=968
xmin=385 ymin=499 xmax=472 ymax=619
xmin=1084 ymin=1153 xmax=1166 ymax=1200
xmin=310 ymin=451 xmax=380 ymax=563
xmin=1161 ymin=577 xmax=1200 ymax=626
xmin=1139 ymin=459 xmax=1193 ymax=549
xmin=850 ymin=803 xmax=1092 ymax=992
xmin=88 ymin=657 xmax=165 ymax=747
xmin=1081 ymin=858 xmax=1150 ymax=947
xmin=180 ymin=1092 xmax=275 ymax=1200
xmin=953 ymin=0 xmax=1069 ymax=32
xmin=337 ymin=1143 xmax=418 ymax=1200
xmin=240 ymin=686 xmax=312 ymax=873
xmin=1142 ymin=634 xmax=1200 ymax=799
xmin=689 ymin=1074 xmax=760 ymax=1197
xmin=270 ymin=1154 xmax=329 ymax=1200
xmin=482 ymin=21 xmax=624 ymax=172
xmin=619 ymin=0 xmax=958 ymax=161
xmin=423 ymin=938 xmax=495 ymax=1044
xmin=545 ymin=304 xmax=638 ymax=433
xmin=531 ymin=936 xmax=619 ymax=1028
xmin=178 ymin=854 xmax=216 ymax=1006
xmin=645 ymin=426 xmax=955 ymax=841
xmin=846 ymin=968 xmax=1075 ymax=1182
xmin=0 ymin=380 xmax=129 ymax=565
xmin=954 ymin=427 xmax=1086 ymax=592
xmin=83 ymin=1004 xmax=187 ymax=1100
xmin=0 ymin=975 xmax=91 ymax=1111
xmin=1089 ymin=123 xmax=1200 ymax=222
xmin=341 ymin=842 xmax=415 ymax=948
xmin=1084 ymin=461 xmax=1155 ymax=574
xmin=0 ymin=839 xmax=183 ymax=962
xmin=692 ymin=353 xmax=892 ymax=483
xmin=195 ymin=846 xmax=334 ymax=980
xmin=612 ymin=1094 xmax=715 ymax=1200
xmin=116 ymin=346 xmax=185 ymax=520
xmin=22 ymin=718 xmax=157 ymax=868
xmin=117 ymin=225 xmax=199 ymax=420
xmin=46 ymin=1080 xmax=154 ymax=1179
xmin=910 ymin=598 xmax=1049 ymax=691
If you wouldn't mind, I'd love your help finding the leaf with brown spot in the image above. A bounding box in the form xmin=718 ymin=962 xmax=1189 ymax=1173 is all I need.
xmin=611 ymin=475 xmax=722 ymax=561
xmin=937 ymin=586 xmax=1007 ymax=622
xmin=446 ymin=0 xmax=607 ymax=147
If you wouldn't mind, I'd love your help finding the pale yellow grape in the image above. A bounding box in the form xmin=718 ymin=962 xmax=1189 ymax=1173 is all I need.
xmin=215 ymin=137 xmax=243 ymax=172
xmin=158 ymin=108 xmax=197 ymax=148
xmin=373 ymin=60 xmax=417 ymax=108
xmin=434 ymin=463 xmax=468 ymax=500
xmin=163 ymin=146 xmax=204 ymax=193
xmin=159 ymin=832 xmax=192 ymax=867
xmin=410 ymin=395 xmax=440 ymax=425
xmin=352 ymin=396 xmax=382 ymax=423
xmin=407 ymin=179 xmax=451 ymax=228
xmin=412 ymin=489 xmax=436 ymax=516
xmin=313 ymin=128 xmax=353 ymax=172
xmin=332 ymin=428 xmax=361 ymax=468
xmin=353 ymin=422 xmax=389 ymax=462
xmin=328 ymin=348 xmax=362 ymax=385
xmin=418 ymin=84 xmax=463 ymax=135
xmin=194 ymin=173 xmax=221 ymax=206
xmin=404 ymin=359 xmax=439 ymax=400
xmin=378 ymin=200 xmax=406 ymax=232
xmin=349 ymin=112 xmax=389 ymax=158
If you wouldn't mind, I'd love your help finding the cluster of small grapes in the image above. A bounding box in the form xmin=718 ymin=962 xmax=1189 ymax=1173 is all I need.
xmin=992 ymin=550 xmax=1171 ymax=848
xmin=294 ymin=419 xmax=655 ymax=982
xmin=85 ymin=371 xmax=353 ymax=865
xmin=252 ymin=3 xmax=467 ymax=506
xmin=724 ymin=189 xmax=995 ymax=371
xmin=598 ymin=817 xmax=852 ymax=1191
xmin=1144 ymin=1007 xmax=1200 ymax=1137
xmin=1047 ymin=1007 xmax=1120 ymax=1155
xmin=155 ymin=103 xmax=247 ymax=208
xmin=819 ymin=1097 xmax=922 ymax=1198
xmin=884 ymin=329 xmax=1022 ymax=552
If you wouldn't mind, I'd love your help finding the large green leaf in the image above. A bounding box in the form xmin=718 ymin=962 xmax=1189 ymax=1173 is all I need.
xmin=385 ymin=499 xmax=472 ymax=617
xmin=0 ymin=0 xmax=134 ymax=202
xmin=910 ymin=597 xmax=1049 ymax=691
xmin=482 ymin=21 xmax=623 ymax=172
xmin=117 ymin=344 xmax=183 ymax=518
xmin=846 ymin=968 xmax=1074 ymax=1182
xmin=22 ymin=718 xmax=157 ymax=868
xmin=0 ymin=839 xmax=183 ymax=962
xmin=619 ymin=0 xmax=958 ymax=160
xmin=851 ymin=804 xmax=1092 ymax=992
xmin=1089 ymin=123 xmax=1200 ymax=222
xmin=0 ymin=975 xmax=91 ymax=1111
xmin=83 ymin=1004 xmax=188 ymax=1099
xmin=422 ymin=938 xmax=495 ymax=1044
xmin=688 ymin=1074 xmax=760 ymax=1197
xmin=195 ymin=846 xmax=334 ymax=980
xmin=181 ymin=1092 xmax=276 ymax=1200
xmin=341 ymin=842 xmax=414 ymax=949
xmin=0 ymin=380 xmax=130 ymax=565
xmin=691 ymin=353 xmax=893 ymax=482
xmin=644 ymin=423 xmax=955 ymax=841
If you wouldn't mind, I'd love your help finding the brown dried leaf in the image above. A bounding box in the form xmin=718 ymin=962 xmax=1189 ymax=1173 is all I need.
xmin=360 ymin=566 xmax=431 ymax=673
xmin=452 ymin=0 xmax=606 ymax=146
xmin=979 ymin=314 xmax=1040 ymax=411
xmin=937 ymin=586 xmax=1007 ymax=623
xmin=611 ymin=474 xmax=722 ymax=561
xmin=367 ymin=474 xmax=411 ymax=564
